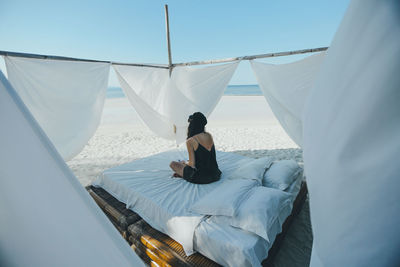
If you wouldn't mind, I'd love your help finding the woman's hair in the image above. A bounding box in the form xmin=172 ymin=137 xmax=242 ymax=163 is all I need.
xmin=187 ymin=112 xmax=207 ymax=139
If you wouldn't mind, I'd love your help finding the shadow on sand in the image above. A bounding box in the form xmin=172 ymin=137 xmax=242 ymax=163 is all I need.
xmin=231 ymin=148 xmax=303 ymax=163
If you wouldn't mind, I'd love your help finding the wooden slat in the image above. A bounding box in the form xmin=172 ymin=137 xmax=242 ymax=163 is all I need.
xmin=86 ymin=185 xmax=141 ymax=235
xmin=130 ymin=234 xmax=183 ymax=267
xmin=129 ymin=220 xmax=192 ymax=267
xmin=131 ymin=238 xmax=155 ymax=266
xmin=129 ymin=220 xmax=220 ymax=267
xmin=107 ymin=215 xmax=128 ymax=239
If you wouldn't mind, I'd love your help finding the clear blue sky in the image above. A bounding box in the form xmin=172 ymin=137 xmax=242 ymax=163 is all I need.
xmin=0 ymin=0 xmax=350 ymax=85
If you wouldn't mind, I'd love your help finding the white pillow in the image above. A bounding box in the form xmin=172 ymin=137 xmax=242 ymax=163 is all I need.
xmin=230 ymin=156 xmax=273 ymax=182
xmin=210 ymin=186 xmax=292 ymax=242
xmin=190 ymin=179 xmax=258 ymax=217
xmin=263 ymin=160 xmax=301 ymax=190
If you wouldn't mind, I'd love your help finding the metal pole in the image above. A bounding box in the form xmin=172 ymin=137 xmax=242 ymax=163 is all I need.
xmin=164 ymin=4 xmax=173 ymax=76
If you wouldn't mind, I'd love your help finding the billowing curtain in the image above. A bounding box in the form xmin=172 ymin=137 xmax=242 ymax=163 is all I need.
xmin=0 ymin=70 xmax=144 ymax=267
xmin=303 ymin=0 xmax=400 ymax=266
xmin=5 ymin=56 xmax=110 ymax=160
xmin=251 ymin=52 xmax=326 ymax=147
xmin=113 ymin=62 xmax=238 ymax=144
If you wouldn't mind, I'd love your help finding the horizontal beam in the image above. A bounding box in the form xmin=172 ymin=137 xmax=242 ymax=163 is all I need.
xmin=0 ymin=50 xmax=169 ymax=69
xmin=172 ymin=47 xmax=329 ymax=67
xmin=0 ymin=46 xmax=329 ymax=69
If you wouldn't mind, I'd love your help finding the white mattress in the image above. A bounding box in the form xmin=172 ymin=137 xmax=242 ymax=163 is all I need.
xmin=193 ymin=173 xmax=303 ymax=267
xmin=93 ymin=149 xmax=303 ymax=266
xmin=93 ymin=149 xmax=247 ymax=255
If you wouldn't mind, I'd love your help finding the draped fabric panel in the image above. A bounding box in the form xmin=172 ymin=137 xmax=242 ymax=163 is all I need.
xmin=303 ymin=0 xmax=400 ymax=266
xmin=5 ymin=56 xmax=110 ymax=160
xmin=113 ymin=63 xmax=238 ymax=144
xmin=250 ymin=52 xmax=325 ymax=147
xmin=0 ymin=71 xmax=143 ymax=267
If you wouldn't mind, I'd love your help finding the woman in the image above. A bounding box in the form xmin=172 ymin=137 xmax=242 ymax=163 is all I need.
xmin=169 ymin=112 xmax=221 ymax=184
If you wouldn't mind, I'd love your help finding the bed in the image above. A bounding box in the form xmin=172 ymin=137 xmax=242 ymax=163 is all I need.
xmin=193 ymin=176 xmax=302 ymax=266
xmin=93 ymin=149 xmax=304 ymax=267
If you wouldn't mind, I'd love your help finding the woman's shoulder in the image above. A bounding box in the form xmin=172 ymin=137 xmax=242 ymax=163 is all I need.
xmin=203 ymin=132 xmax=213 ymax=141
xmin=186 ymin=137 xmax=195 ymax=144
xmin=193 ymin=132 xmax=213 ymax=140
xmin=204 ymin=131 xmax=212 ymax=137
xmin=195 ymin=132 xmax=214 ymax=147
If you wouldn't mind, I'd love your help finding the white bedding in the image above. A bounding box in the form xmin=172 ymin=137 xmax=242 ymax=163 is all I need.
xmin=93 ymin=149 xmax=247 ymax=255
xmin=93 ymin=149 xmax=303 ymax=265
xmin=194 ymin=173 xmax=303 ymax=267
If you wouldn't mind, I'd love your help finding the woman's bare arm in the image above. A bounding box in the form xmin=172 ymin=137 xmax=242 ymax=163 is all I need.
xmin=186 ymin=139 xmax=196 ymax=168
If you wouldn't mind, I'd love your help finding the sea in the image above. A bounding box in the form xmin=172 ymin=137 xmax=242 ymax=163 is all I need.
xmin=106 ymin=84 xmax=262 ymax=98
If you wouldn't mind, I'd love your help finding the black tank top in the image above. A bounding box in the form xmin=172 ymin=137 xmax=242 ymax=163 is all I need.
xmin=182 ymin=137 xmax=222 ymax=184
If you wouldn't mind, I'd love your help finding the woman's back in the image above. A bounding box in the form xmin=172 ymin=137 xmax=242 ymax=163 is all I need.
xmin=192 ymin=132 xmax=213 ymax=150
xmin=186 ymin=133 xmax=221 ymax=184
xmin=192 ymin=134 xmax=219 ymax=173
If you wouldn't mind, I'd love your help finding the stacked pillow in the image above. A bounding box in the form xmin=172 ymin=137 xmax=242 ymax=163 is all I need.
xmin=229 ymin=156 xmax=273 ymax=183
xmin=191 ymin=180 xmax=292 ymax=242
xmin=191 ymin=157 xmax=303 ymax=242
xmin=191 ymin=179 xmax=258 ymax=217
xmin=263 ymin=160 xmax=302 ymax=190
xmin=229 ymin=156 xmax=302 ymax=191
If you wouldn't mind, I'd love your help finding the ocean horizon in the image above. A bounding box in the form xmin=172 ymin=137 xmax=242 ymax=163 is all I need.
xmin=106 ymin=84 xmax=262 ymax=98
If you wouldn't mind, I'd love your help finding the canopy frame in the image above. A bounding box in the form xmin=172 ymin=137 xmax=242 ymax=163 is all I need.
xmin=0 ymin=50 xmax=170 ymax=69
xmin=164 ymin=4 xmax=173 ymax=76
xmin=0 ymin=47 xmax=328 ymax=69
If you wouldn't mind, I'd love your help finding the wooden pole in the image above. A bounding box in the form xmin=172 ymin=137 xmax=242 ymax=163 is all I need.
xmin=164 ymin=4 xmax=173 ymax=76
xmin=0 ymin=50 xmax=169 ymax=69
xmin=0 ymin=46 xmax=328 ymax=69
xmin=172 ymin=47 xmax=328 ymax=67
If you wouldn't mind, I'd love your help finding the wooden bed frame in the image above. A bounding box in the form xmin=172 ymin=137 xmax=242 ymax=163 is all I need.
xmin=86 ymin=181 xmax=308 ymax=267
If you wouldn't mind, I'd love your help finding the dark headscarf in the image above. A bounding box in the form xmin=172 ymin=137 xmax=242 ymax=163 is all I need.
xmin=187 ymin=112 xmax=207 ymax=139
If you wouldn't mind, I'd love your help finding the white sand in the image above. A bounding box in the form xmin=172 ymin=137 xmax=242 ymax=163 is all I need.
xmin=67 ymin=96 xmax=302 ymax=186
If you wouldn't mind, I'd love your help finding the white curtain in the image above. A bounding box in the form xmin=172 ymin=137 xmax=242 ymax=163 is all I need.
xmin=303 ymin=0 xmax=400 ymax=266
xmin=113 ymin=62 xmax=238 ymax=144
xmin=5 ymin=56 xmax=110 ymax=160
xmin=0 ymin=71 xmax=144 ymax=267
xmin=251 ymin=52 xmax=326 ymax=147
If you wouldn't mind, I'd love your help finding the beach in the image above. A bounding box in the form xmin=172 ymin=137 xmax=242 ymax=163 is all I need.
xmin=66 ymin=95 xmax=311 ymax=266
xmin=4 ymin=1 xmax=393 ymax=266
xmin=67 ymin=95 xmax=302 ymax=186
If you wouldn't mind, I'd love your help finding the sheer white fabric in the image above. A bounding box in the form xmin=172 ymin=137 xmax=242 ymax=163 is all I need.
xmin=113 ymin=63 xmax=238 ymax=144
xmin=0 ymin=71 xmax=144 ymax=267
xmin=303 ymin=0 xmax=400 ymax=266
xmin=251 ymin=52 xmax=325 ymax=147
xmin=5 ymin=56 xmax=109 ymax=160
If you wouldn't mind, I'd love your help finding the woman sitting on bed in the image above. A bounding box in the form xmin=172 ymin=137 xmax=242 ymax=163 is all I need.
xmin=169 ymin=112 xmax=222 ymax=184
